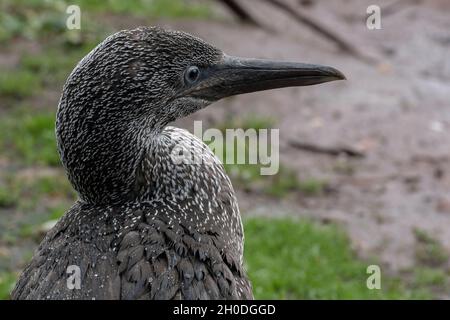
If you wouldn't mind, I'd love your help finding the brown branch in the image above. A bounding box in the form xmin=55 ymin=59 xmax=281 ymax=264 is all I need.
xmin=265 ymin=0 xmax=377 ymax=64
xmin=383 ymin=0 xmax=422 ymax=16
xmin=217 ymin=0 xmax=262 ymax=27
xmin=289 ymin=140 xmax=365 ymax=158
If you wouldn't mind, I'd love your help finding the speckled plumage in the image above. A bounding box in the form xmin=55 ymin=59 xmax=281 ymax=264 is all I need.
xmin=12 ymin=27 xmax=252 ymax=300
xmin=12 ymin=26 xmax=345 ymax=300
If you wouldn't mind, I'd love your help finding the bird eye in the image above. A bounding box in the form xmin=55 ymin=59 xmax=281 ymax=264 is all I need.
xmin=184 ymin=66 xmax=200 ymax=84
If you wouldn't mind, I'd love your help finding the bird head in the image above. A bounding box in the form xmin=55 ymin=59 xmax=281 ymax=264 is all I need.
xmin=61 ymin=26 xmax=344 ymax=131
xmin=56 ymin=26 xmax=345 ymax=204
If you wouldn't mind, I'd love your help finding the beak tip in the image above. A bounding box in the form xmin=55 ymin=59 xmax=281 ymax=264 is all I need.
xmin=327 ymin=67 xmax=346 ymax=81
xmin=337 ymin=71 xmax=347 ymax=81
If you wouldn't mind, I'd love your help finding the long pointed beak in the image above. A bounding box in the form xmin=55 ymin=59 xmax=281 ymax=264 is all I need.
xmin=184 ymin=55 xmax=345 ymax=101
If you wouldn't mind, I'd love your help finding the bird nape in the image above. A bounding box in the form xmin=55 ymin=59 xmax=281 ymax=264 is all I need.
xmin=11 ymin=27 xmax=345 ymax=300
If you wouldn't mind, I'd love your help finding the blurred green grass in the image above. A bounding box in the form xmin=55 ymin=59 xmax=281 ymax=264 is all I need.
xmin=0 ymin=273 xmax=16 ymax=299
xmin=0 ymin=0 xmax=211 ymax=43
xmin=74 ymin=0 xmax=211 ymax=18
xmin=0 ymin=110 xmax=59 ymax=166
xmin=244 ymin=218 xmax=434 ymax=299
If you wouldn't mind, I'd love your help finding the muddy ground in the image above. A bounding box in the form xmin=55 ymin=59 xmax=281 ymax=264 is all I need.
xmin=164 ymin=0 xmax=450 ymax=271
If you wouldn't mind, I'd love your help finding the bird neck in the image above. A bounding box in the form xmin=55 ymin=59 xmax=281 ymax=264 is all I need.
xmin=57 ymin=114 xmax=160 ymax=205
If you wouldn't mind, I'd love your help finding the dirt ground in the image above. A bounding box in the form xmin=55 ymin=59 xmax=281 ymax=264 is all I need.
xmin=158 ymin=0 xmax=450 ymax=271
